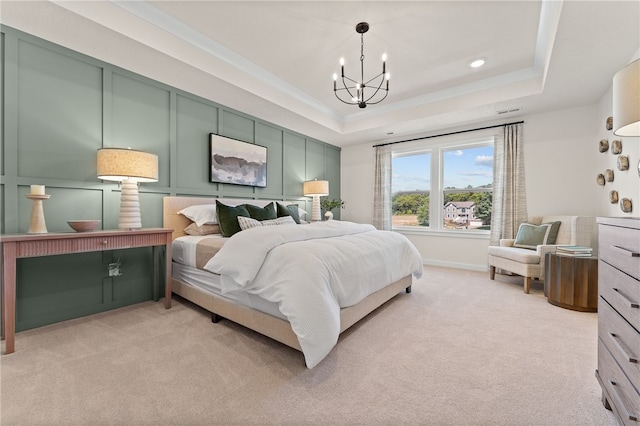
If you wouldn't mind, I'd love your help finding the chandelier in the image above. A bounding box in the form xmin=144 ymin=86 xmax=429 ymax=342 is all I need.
xmin=332 ymin=22 xmax=390 ymax=109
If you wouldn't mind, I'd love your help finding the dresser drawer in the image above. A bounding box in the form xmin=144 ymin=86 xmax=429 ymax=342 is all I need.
xmin=600 ymin=260 xmax=640 ymax=331
xmin=599 ymin=339 xmax=640 ymax=425
xmin=600 ymin=297 xmax=640 ymax=388
xmin=599 ymin=224 xmax=640 ymax=281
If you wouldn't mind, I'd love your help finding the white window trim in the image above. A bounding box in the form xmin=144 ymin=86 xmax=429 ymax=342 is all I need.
xmin=391 ymin=133 xmax=495 ymax=235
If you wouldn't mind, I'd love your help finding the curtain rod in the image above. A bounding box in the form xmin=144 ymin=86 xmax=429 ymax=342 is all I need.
xmin=372 ymin=120 xmax=525 ymax=148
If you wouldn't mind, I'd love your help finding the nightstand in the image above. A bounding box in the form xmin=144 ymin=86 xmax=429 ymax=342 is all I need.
xmin=544 ymin=252 xmax=598 ymax=312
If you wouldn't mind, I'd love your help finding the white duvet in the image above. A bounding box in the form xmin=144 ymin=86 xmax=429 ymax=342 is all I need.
xmin=204 ymin=220 xmax=423 ymax=368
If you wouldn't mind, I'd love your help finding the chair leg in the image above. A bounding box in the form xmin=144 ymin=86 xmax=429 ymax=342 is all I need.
xmin=524 ymin=276 xmax=531 ymax=294
xmin=489 ymin=266 xmax=495 ymax=280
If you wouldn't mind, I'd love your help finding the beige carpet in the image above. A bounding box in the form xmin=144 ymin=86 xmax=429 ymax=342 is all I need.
xmin=1 ymin=266 xmax=616 ymax=425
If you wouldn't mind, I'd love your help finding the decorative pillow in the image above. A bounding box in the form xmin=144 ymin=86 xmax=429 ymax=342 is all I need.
xmin=263 ymin=216 xmax=296 ymax=226
xmin=184 ymin=223 xmax=220 ymax=236
xmin=246 ymin=202 xmax=277 ymax=221
xmin=542 ymin=221 xmax=562 ymax=245
xmin=237 ymin=216 xmax=263 ymax=230
xmin=178 ymin=204 xmax=217 ymax=226
xmin=276 ymin=202 xmax=301 ymax=224
xmin=287 ymin=205 xmax=302 ymax=224
xmin=513 ymin=223 xmax=552 ymax=249
xmin=216 ymin=201 xmax=250 ymax=237
xmin=237 ymin=215 xmax=296 ymax=231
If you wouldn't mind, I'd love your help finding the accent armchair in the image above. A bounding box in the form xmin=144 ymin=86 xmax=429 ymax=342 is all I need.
xmin=487 ymin=215 xmax=595 ymax=293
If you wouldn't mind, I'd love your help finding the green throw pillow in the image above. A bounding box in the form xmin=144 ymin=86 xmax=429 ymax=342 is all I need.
xmin=216 ymin=201 xmax=250 ymax=237
xmin=276 ymin=202 xmax=301 ymax=224
xmin=513 ymin=223 xmax=552 ymax=250
xmin=246 ymin=202 xmax=277 ymax=221
xmin=542 ymin=221 xmax=561 ymax=245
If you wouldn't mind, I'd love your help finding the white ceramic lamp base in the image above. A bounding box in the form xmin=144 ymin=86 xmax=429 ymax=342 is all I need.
xmin=311 ymin=195 xmax=322 ymax=222
xmin=118 ymin=179 xmax=142 ymax=230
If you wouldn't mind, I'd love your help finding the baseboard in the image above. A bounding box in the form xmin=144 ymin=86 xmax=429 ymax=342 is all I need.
xmin=423 ymin=258 xmax=489 ymax=272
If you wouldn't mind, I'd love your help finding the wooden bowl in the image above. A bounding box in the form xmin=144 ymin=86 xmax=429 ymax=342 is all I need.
xmin=67 ymin=220 xmax=101 ymax=232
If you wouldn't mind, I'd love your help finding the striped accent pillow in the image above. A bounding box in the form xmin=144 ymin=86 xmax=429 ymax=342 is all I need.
xmin=237 ymin=215 xmax=296 ymax=231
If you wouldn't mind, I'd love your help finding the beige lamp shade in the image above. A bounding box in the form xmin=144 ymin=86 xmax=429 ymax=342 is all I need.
xmin=97 ymin=148 xmax=158 ymax=230
xmin=97 ymin=148 xmax=158 ymax=182
xmin=303 ymin=180 xmax=329 ymax=222
xmin=613 ymin=59 xmax=640 ymax=137
xmin=303 ymin=180 xmax=329 ymax=196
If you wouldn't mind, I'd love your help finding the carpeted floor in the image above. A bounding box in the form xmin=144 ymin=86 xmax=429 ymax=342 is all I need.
xmin=0 ymin=266 xmax=617 ymax=425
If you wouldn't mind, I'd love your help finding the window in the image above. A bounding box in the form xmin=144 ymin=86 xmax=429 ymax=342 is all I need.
xmin=391 ymin=138 xmax=494 ymax=232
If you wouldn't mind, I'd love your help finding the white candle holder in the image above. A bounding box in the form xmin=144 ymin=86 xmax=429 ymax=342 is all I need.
xmin=26 ymin=193 xmax=50 ymax=234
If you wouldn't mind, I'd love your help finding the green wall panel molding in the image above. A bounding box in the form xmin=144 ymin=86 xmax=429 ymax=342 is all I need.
xmin=1 ymin=25 xmax=340 ymax=331
xmin=220 ymin=110 xmax=255 ymax=143
xmin=255 ymin=122 xmax=284 ymax=198
xmin=283 ymin=132 xmax=306 ymax=197
xmin=175 ymin=94 xmax=219 ymax=190
xmin=305 ymin=139 xmax=326 ymax=182
xmin=111 ymin=72 xmax=171 ymax=188
xmin=17 ymin=39 xmax=103 ymax=182
xmin=15 ymin=248 xmax=154 ymax=332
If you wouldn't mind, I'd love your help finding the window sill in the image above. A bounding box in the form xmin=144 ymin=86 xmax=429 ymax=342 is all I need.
xmin=393 ymin=227 xmax=490 ymax=240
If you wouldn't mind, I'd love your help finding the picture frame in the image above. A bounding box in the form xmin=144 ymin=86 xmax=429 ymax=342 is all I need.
xmin=209 ymin=133 xmax=267 ymax=188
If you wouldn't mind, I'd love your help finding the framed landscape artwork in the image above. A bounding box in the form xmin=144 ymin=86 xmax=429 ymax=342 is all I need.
xmin=209 ymin=133 xmax=267 ymax=188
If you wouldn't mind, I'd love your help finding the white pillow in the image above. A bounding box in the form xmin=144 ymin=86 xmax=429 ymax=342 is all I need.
xmin=179 ymin=204 xmax=217 ymax=227
xmin=237 ymin=215 xmax=296 ymax=231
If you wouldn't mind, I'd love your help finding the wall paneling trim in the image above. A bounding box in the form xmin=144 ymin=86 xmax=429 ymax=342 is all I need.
xmin=0 ymin=26 xmax=340 ymax=331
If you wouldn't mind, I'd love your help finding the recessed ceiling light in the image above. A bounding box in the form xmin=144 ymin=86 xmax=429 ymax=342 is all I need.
xmin=469 ymin=58 xmax=486 ymax=68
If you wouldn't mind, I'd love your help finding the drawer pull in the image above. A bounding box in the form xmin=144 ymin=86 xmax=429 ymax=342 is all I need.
xmin=609 ymin=332 xmax=638 ymax=363
xmin=609 ymin=380 xmax=639 ymax=421
xmin=611 ymin=245 xmax=640 ymax=257
xmin=613 ymin=288 xmax=640 ymax=308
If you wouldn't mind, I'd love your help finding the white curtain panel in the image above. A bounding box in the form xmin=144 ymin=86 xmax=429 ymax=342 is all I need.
xmin=490 ymin=123 xmax=528 ymax=245
xmin=373 ymin=145 xmax=393 ymax=230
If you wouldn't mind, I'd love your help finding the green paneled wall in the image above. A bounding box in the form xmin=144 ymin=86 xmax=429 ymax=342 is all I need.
xmin=0 ymin=26 xmax=340 ymax=331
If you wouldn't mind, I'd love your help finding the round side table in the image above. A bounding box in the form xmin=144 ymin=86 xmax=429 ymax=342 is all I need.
xmin=544 ymin=252 xmax=598 ymax=312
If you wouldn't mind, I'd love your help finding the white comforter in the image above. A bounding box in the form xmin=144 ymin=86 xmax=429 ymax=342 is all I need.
xmin=204 ymin=220 xmax=423 ymax=368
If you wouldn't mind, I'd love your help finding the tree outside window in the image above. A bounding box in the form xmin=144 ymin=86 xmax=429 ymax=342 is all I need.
xmin=391 ymin=140 xmax=494 ymax=232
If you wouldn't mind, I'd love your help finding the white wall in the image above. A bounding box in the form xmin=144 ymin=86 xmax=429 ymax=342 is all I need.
xmin=341 ymin=91 xmax=640 ymax=270
xmin=594 ymin=86 xmax=640 ymax=217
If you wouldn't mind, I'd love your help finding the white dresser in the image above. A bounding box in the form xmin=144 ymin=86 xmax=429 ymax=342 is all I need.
xmin=596 ymin=217 xmax=640 ymax=425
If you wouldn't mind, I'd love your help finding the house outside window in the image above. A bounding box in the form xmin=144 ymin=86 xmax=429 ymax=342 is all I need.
xmin=391 ymin=137 xmax=494 ymax=233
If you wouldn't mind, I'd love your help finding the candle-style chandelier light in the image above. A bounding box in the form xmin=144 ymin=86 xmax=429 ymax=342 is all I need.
xmin=332 ymin=22 xmax=390 ymax=109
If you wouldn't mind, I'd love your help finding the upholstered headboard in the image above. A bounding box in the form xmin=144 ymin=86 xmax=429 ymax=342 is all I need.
xmin=162 ymin=196 xmax=282 ymax=241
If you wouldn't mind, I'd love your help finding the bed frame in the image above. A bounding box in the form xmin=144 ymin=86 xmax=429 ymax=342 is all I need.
xmin=163 ymin=196 xmax=412 ymax=352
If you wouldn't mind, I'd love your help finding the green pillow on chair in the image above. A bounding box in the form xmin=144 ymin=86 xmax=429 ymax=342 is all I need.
xmin=542 ymin=221 xmax=561 ymax=245
xmin=513 ymin=223 xmax=552 ymax=250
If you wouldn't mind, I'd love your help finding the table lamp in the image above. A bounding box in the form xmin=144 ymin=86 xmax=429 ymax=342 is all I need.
xmin=303 ymin=180 xmax=329 ymax=221
xmin=613 ymin=59 xmax=640 ymax=137
xmin=97 ymin=148 xmax=158 ymax=230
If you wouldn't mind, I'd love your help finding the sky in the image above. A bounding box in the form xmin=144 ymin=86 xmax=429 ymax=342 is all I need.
xmin=392 ymin=145 xmax=494 ymax=193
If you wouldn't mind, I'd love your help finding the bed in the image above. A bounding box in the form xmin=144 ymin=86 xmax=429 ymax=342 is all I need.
xmin=163 ymin=196 xmax=423 ymax=368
